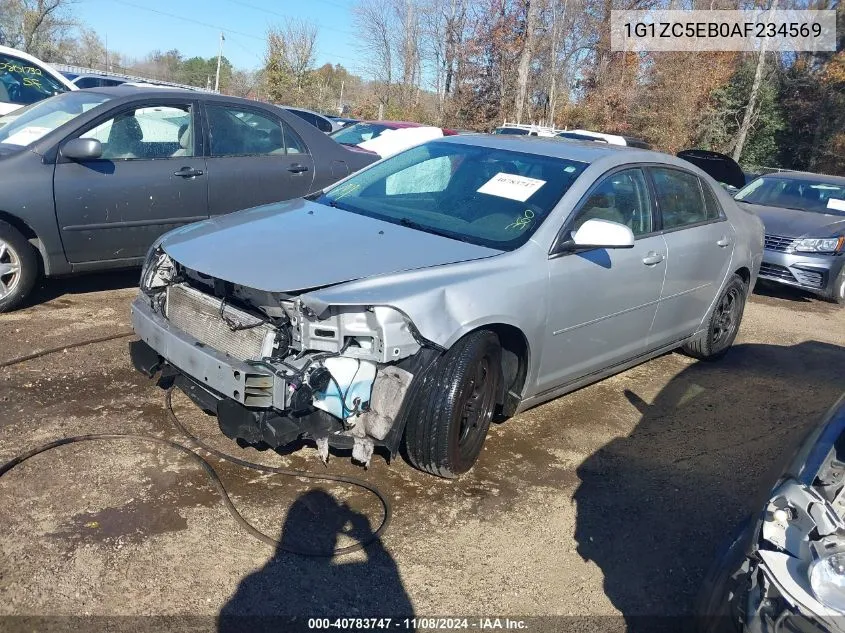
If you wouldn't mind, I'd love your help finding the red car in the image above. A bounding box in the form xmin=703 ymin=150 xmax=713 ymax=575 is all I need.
xmin=329 ymin=120 xmax=457 ymax=155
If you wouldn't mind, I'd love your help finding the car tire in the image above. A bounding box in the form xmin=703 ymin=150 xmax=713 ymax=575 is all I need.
xmin=824 ymin=267 xmax=845 ymax=306
xmin=0 ymin=221 xmax=38 ymax=314
xmin=404 ymin=330 xmax=501 ymax=478
xmin=682 ymin=273 xmax=748 ymax=361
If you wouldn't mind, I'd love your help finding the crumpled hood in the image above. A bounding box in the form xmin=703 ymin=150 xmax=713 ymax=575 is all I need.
xmin=743 ymin=202 xmax=845 ymax=238
xmin=159 ymin=198 xmax=502 ymax=292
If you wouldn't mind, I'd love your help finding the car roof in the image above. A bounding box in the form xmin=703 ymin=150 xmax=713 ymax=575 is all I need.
xmin=755 ymin=171 xmax=845 ymax=185
xmin=75 ymin=86 xmax=269 ymax=103
xmin=437 ymin=133 xmax=641 ymax=162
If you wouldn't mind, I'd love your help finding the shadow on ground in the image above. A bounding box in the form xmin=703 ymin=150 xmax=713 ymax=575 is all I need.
xmin=574 ymin=341 xmax=845 ymax=630
xmin=218 ymin=489 xmax=414 ymax=632
xmin=25 ymin=269 xmax=140 ymax=306
xmin=752 ymin=279 xmax=820 ymax=304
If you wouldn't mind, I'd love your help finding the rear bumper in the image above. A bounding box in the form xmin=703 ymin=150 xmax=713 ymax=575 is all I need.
xmin=758 ymin=250 xmax=844 ymax=296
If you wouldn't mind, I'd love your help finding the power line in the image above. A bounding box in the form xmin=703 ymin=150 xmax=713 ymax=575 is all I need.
xmin=90 ymin=0 xmax=363 ymax=71
xmin=106 ymin=0 xmax=267 ymax=41
xmin=221 ymin=0 xmax=358 ymax=35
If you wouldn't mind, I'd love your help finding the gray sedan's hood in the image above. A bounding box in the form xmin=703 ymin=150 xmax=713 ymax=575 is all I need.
xmin=742 ymin=202 xmax=845 ymax=238
xmin=159 ymin=199 xmax=502 ymax=292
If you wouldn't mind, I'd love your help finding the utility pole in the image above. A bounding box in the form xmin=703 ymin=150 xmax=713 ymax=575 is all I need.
xmin=338 ymin=80 xmax=344 ymax=114
xmin=214 ymin=32 xmax=225 ymax=92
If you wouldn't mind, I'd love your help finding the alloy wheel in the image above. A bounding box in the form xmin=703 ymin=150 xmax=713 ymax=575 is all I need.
xmin=0 ymin=240 xmax=21 ymax=301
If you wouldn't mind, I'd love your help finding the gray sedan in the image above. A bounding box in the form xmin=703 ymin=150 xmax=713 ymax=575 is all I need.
xmin=735 ymin=172 xmax=845 ymax=304
xmin=130 ymin=136 xmax=764 ymax=477
xmin=0 ymin=87 xmax=376 ymax=311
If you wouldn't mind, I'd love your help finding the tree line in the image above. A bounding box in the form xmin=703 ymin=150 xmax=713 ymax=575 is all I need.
xmin=1 ymin=0 xmax=842 ymax=174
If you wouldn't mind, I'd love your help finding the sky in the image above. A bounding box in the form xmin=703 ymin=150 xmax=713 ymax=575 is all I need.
xmin=74 ymin=0 xmax=363 ymax=73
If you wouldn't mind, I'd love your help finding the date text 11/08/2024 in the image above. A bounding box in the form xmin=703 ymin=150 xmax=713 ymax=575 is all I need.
xmin=307 ymin=618 xmax=528 ymax=630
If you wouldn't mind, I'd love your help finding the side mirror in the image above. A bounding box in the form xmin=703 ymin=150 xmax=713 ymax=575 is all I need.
xmin=61 ymin=138 xmax=102 ymax=161
xmin=564 ymin=218 xmax=635 ymax=251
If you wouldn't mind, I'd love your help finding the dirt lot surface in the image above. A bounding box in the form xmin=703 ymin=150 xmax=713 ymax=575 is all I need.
xmin=1 ymin=273 xmax=843 ymax=629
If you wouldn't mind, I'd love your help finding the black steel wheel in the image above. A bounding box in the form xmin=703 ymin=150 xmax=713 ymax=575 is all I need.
xmin=404 ymin=330 xmax=501 ymax=478
xmin=682 ymin=273 xmax=748 ymax=361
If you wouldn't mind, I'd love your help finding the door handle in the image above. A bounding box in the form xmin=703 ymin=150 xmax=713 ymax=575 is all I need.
xmin=642 ymin=252 xmax=665 ymax=266
xmin=287 ymin=164 xmax=309 ymax=174
xmin=174 ymin=167 xmax=203 ymax=178
xmin=717 ymin=236 xmax=731 ymax=247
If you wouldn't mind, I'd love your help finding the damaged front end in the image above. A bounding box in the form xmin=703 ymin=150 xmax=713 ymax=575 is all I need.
xmin=130 ymin=247 xmax=438 ymax=466
xmin=700 ymin=396 xmax=845 ymax=633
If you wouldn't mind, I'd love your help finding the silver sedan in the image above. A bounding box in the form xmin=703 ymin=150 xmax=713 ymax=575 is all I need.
xmin=130 ymin=136 xmax=764 ymax=477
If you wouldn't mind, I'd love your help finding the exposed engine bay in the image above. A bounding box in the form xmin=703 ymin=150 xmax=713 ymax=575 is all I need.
xmin=132 ymin=248 xmax=436 ymax=466
xmin=741 ymin=422 xmax=845 ymax=632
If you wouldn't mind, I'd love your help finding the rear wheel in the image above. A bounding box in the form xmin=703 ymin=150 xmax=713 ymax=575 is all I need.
xmin=0 ymin=221 xmax=38 ymax=313
xmin=404 ymin=330 xmax=501 ymax=478
xmin=682 ymin=274 xmax=747 ymax=361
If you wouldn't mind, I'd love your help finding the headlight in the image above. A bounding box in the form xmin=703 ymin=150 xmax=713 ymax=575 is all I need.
xmin=140 ymin=247 xmax=175 ymax=292
xmin=789 ymin=237 xmax=844 ymax=254
xmin=809 ymin=551 xmax=845 ymax=612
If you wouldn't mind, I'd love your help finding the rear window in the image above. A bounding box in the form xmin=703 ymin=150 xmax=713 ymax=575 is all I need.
xmin=330 ymin=122 xmax=392 ymax=145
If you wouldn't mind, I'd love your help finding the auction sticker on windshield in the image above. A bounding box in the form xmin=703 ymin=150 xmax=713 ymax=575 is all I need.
xmin=478 ymin=173 xmax=546 ymax=202
xmin=827 ymin=198 xmax=845 ymax=212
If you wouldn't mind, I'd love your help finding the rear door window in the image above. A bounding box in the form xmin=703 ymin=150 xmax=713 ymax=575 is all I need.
xmin=207 ymin=105 xmax=307 ymax=156
xmin=650 ymin=167 xmax=712 ymax=230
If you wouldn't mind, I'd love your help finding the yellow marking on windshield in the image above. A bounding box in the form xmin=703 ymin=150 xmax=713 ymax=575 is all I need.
xmin=506 ymin=209 xmax=535 ymax=230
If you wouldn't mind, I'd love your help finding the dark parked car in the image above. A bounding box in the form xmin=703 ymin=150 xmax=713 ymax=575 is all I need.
xmin=0 ymin=86 xmax=376 ymax=311
xmin=698 ymin=394 xmax=845 ymax=633
xmin=734 ymin=172 xmax=845 ymax=305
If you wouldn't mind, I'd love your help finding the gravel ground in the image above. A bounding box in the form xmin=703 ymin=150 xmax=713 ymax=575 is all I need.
xmin=0 ymin=273 xmax=843 ymax=631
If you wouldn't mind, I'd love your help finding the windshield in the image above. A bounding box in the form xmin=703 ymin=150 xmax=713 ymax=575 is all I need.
xmin=330 ymin=122 xmax=392 ymax=145
xmin=494 ymin=127 xmax=529 ymax=135
xmin=735 ymin=176 xmax=845 ymax=216
xmin=0 ymin=91 xmax=112 ymax=148
xmin=317 ymin=140 xmax=587 ymax=250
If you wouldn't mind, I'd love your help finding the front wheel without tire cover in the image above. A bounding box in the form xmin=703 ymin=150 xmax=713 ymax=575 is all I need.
xmin=682 ymin=273 xmax=747 ymax=360
xmin=404 ymin=330 xmax=501 ymax=478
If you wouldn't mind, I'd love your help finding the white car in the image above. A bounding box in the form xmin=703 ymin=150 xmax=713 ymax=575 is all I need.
xmin=0 ymin=45 xmax=76 ymax=116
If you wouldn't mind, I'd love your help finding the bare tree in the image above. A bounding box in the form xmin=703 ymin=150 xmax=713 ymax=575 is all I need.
xmin=514 ymin=0 xmax=541 ymax=122
xmin=353 ymin=0 xmax=396 ymax=106
xmin=72 ymin=27 xmax=105 ymax=67
xmin=265 ymin=19 xmax=318 ymax=102
xmin=733 ymin=0 xmax=779 ymax=161
xmin=0 ymin=0 xmax=76 ymax=59
xmin=228 ymin=69 xmax=260 ymax=98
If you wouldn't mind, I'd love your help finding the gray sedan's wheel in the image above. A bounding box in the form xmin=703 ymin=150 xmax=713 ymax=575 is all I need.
xmin=825 ymin=267 xmax=845 ymax=306
xmin=404 ymin=330 xmax=501 ymax=478
xmin=682 ymin=273 xmax=748 ymax=361
xmin=0 ymin=221 xmax=38 ymax=313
